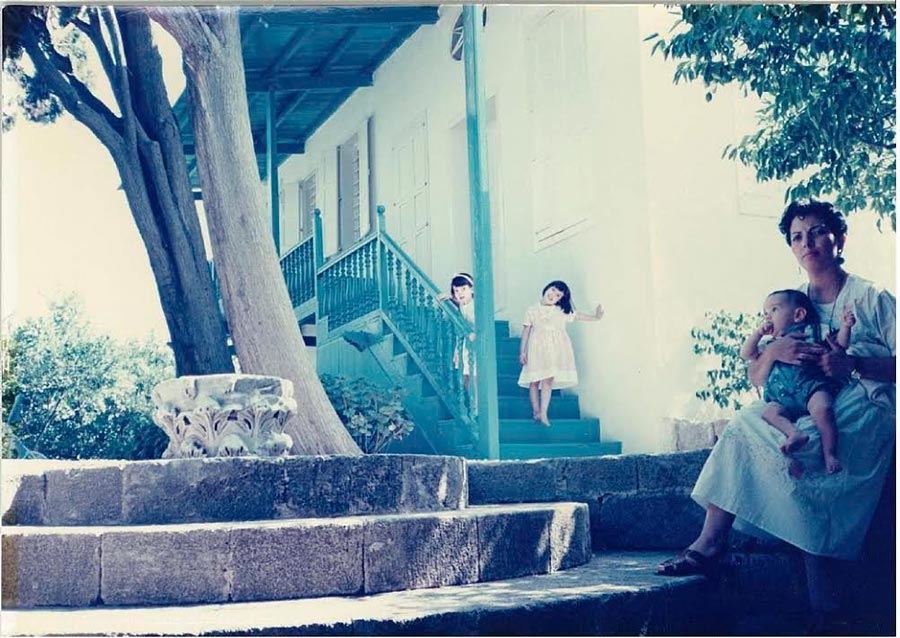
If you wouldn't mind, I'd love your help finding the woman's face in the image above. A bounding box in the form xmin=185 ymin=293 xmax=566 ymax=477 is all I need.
xmin=788 ymin=214 xmax=844 ymax=273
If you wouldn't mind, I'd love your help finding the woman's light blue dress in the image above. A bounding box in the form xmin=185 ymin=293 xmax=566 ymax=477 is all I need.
xmin=692 ymin=274 xmax=895 ymax=559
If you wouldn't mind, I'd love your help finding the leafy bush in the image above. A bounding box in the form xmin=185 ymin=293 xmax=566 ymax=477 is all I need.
xmin=2 ymin=296 xmax=174 ymax=460
xmin=691 ymin=310 xmax=762 ymax=411
xmin=320 ymin=374 xmax=414 ymax=454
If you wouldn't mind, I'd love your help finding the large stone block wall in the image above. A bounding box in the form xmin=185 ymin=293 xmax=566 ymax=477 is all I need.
xmin=467 ymin=450 xmax=786 ymax=552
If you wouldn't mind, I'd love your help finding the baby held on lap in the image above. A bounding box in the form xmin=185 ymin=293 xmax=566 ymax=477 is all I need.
xmin=740 ymin=289 xmax=854 ymax=475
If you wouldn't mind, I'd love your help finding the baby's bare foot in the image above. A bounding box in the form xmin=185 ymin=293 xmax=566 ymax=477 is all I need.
xmin=780 ymin=432 xmax=810 ymax=455
xmin=788 ymin=459 xmax=805 ymax=479
xmin=824 ymin=455 xmax=843 ymax=474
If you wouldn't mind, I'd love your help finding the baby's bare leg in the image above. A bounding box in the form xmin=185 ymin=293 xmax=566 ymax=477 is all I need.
xmin=808 ymin=391 xmax=842 ymax=474
xmin=762 ymin=402 xmax=809 ymax=455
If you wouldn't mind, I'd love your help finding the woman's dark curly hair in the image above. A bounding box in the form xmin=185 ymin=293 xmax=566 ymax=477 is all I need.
xmin=543 ymin=280 xmax=574 ymax=314
xmin=778 ymin=200 xmax=848 ymax=254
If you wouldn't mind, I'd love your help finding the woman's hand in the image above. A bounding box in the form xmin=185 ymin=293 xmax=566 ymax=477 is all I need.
xmin=821 ymin=334 xmax=854 ymax=379
xmin=519 ymin=351 xmax=527 ymax=365
xmin=594 ymin=304 xmax=604 ymax=320
xmin=766 ymin=332 xmax=826 ymax=365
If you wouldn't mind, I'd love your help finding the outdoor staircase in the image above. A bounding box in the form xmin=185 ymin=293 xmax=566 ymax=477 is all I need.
xmin=1 ymin=455 xmax=591 ymax=629
xmin=439 ymin=319 xmax=622 ymax=460
xmin=6 ymin=450 xmax=885 ymax=636
xmin=312 ymin=314 xmax=622 ymax=460
xmin=278 ymin=206 xmax=622 ymax=460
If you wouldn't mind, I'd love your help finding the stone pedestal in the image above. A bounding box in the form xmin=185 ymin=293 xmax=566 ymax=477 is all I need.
xmin=151 ymin=375 xmax=296 ymax=459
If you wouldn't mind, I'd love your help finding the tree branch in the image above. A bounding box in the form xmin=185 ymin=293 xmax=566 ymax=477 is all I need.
xmin=23 ymin=15 xmax=126 ymax=161
xmin=144 ymin=7 xmax=221 ymax=65
xmin=71 ymin=13 xmax=118 ymax=102
xmin=99 ymin=8 xmax=138 ymax=147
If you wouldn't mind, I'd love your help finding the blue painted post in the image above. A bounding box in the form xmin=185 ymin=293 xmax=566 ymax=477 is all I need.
xmin=462 ymin=5 xmax=500 ymax=460
xmin=313 ymin=208 xmax=325 ymax=350
xmin=266 ymin=85 xmax=281 ymax=257
xmin=376 ymin=205 xmax=388 ymax=312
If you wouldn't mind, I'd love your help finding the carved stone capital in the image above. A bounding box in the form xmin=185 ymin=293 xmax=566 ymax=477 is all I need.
xmin=151 ymin=374 xmax=296 ymax=459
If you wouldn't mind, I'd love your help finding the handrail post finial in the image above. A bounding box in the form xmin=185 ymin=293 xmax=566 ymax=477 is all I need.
xmin=376 ymin=205 xmax=386 ymax=236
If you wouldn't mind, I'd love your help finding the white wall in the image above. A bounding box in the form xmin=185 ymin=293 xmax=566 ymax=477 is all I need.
xmin=273 ymin=5 xmax=896 ymax=453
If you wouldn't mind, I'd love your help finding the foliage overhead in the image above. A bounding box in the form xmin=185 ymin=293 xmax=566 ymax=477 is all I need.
xmin=648 ymin=4 xmax=896 ymax=229
xmin=2 ymin=296 xmax=174 ymax=460
xmin=691 ymin=310 xmax=762 ymax=412
xmin=320 ymin=374 xmax=415 ymax=454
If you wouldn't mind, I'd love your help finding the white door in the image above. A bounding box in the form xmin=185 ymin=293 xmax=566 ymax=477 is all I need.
xmin=393 ymin=116 xmax=432 ymax=273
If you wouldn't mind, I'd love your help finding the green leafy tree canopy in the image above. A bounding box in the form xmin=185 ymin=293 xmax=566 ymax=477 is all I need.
xmin=648 ymin=5 xmax=896 ymax=229
xmin=2 ymin=295 xmax=174 ymax=460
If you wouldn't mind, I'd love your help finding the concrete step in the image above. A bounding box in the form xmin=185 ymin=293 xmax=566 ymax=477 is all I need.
xmin=1 ymin=503 xmax=590 ymax=609
xmin=1 ymin=455 xmax=466 ymax=527
xmin=498 ymin=395 xmax=580 ymax=419
xmin=499 ymin=418 xmax=600 ymax=443
xmin=0 ymin=550 xmax=808 ymax=636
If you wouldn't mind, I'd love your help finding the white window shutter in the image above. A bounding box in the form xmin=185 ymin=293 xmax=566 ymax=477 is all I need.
xmin=358 ymin=117 xmax=372 ymax=236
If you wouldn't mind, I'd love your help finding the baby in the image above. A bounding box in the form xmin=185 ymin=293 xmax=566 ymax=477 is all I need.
xmin=741 ymin=289 xmax=854 ymax=474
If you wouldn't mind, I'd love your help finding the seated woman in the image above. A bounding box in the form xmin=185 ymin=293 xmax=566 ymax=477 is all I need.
xmin=658 ymin=201 xmax=895 ymax=626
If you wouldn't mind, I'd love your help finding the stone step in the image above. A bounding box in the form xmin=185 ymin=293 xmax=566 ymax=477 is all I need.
xmin=499 ymin=442 xmax=622 ymax=460
xmin=0 ymin=550 xmax=809 ymax=636
xmin=2 ymin=455 xmax=466 ymax=527
xmin=1 ymin=503 xmax=590 ymax=609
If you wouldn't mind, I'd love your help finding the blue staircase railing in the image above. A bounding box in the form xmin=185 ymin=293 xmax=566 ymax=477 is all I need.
xmin=279 ymin=236 xmax=316 ymax=310
xmin=280 ymin=207 xmax=478 ymax=443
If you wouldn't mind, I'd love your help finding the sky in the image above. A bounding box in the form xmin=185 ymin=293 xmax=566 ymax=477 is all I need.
xmin=2 ymin=22 xmax=185 ymax=342
xmin=1 ymin=12 xmax=896 ymax=345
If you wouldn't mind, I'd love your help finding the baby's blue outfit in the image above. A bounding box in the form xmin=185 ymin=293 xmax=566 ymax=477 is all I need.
xmin=763 ymin=323 xmax=838 ymax=420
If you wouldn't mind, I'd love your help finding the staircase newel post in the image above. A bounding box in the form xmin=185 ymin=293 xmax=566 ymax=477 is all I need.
xmin=376 ymin=206 xmax=388 ymax=312
xmin=313 ymin=209 xmax=325 ymax=269
xmin=313 ymin=208 xmax=326 ymax=346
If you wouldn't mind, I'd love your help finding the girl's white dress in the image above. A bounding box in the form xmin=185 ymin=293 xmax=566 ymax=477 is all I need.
xmin=517 ymin=304 xmax=578 ymax=389
xmin=458 ymin=300 xmax=475 ymax=376
xmin=692 ymin=274 xmax=895 ymax=559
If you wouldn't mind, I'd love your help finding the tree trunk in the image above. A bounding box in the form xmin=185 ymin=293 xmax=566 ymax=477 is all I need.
xmin=150 ymin=8 xmax=361 ymax=456
xmin=117 ymin=11 xmax=235 ymax=377
xmin=18 ymin=10 xmax=234 ymax=377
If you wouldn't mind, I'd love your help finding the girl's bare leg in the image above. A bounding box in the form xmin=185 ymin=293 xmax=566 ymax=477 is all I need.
xmin=528 ymin=382 xmax=540 ymax=421
xmin=538 ymin=377 xmax=554 ymax=426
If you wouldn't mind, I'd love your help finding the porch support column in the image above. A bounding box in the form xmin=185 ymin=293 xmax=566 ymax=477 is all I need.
xmin=463 ymin=5 xmax=500 ymax=460
xmin=266 ymin=85 xmax=281 ymax=257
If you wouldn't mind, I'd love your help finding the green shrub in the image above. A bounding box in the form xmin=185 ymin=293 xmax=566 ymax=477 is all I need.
xmin=2 ymin=296 xmax=173 ymax=460
xmin=691 ymin=310 xmax=762 ymax=411
xmin=320 ymin=374 xmax=415 ymax=454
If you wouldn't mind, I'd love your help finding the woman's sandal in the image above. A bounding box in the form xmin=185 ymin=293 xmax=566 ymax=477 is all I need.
xmin=656 ymin=548 xmax=725 ymax=578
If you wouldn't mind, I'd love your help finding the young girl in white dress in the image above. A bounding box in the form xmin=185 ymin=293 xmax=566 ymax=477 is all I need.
xmin=518 ymin=280 xmax=604 ymax=426
xmin=439 ymin=273 xmax=476 ymax=385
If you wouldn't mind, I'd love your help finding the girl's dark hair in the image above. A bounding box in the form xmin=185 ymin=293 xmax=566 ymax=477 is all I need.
xmin=449 ymin=272 xmax=474 ymax=306
xmin=543 ymin=280 xmax=574 ymax=314
xmin=769 ymin=289 xmax=821 ymax=339
xmin=778 ymin=201 xmax=848 ymax=263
